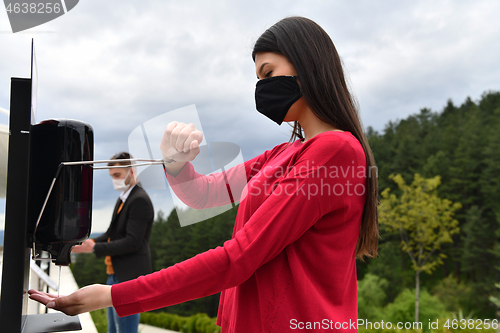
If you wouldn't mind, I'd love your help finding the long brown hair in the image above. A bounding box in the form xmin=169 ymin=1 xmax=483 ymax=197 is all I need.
xmin=252 ymin=17 xmax=379 ymax=259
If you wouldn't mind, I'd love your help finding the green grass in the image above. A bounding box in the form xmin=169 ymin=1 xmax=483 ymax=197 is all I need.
xmin=90 ymin=309 xmax=107 ymax=333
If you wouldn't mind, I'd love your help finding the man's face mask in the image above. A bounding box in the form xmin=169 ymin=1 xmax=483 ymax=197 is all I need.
xmin=255 ymin=76 xmax=303 ymax=125
xmin=112 ymin=170 xmax=131 ymax=192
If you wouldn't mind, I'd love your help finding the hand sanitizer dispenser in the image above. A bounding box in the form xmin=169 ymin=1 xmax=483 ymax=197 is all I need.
xmin=27 ymin=119 xmax=94 ymax=266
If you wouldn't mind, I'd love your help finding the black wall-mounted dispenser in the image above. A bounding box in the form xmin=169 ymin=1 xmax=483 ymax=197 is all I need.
xmin=27 ymin=119 xmax=94 ymax=266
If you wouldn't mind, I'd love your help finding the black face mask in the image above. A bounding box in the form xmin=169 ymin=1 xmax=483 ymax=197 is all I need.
xmin=255 ymin=76 xmax=303 ymax=125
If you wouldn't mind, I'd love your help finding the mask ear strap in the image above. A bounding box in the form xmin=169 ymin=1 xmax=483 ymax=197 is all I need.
xmin=125 ymin=169 xmax=133 ymax=185
xmin=127 ymin=168 xmax=132 ymax=181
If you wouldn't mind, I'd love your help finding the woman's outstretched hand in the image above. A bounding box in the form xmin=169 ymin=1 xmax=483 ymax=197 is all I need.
xmin=160 ymin=121 xmax=203 ymax=176
xmin=28 ymin=284 xmax=112 ymax=316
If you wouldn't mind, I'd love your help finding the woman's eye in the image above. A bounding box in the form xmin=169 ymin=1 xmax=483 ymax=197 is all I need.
xmin=265 ymin=71 xmax=272 ymax=78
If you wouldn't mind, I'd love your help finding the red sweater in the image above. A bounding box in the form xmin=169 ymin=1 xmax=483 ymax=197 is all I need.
xmin=112 ymin=131 xmax=366 ymax=332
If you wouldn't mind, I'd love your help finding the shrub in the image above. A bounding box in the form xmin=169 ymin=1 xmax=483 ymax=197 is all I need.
xmin=140 ymin=311 xmax=220 ymax=333
xmin=382 ymin=289 xmax=448 ymax=332
xmin=432 ymin=276 xmax=472 ymax=313
xmin=358 ymin=273 xmax=389 ymax=321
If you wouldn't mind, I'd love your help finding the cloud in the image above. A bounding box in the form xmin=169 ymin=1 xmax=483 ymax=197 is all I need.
xmin=335 ymin=1 xmax=500 ymax=130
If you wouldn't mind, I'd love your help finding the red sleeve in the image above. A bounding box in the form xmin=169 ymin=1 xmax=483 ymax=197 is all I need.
xmin=164 ymin=143 xmax=288 ymax=209
xmin=111 ymin=136 xmax=366 ymax=316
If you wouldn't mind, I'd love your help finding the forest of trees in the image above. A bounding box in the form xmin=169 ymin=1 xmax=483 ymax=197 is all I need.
xmin=72 ymin=90 xmax=500 ymax=327
xmin=358 ymin=90 xmax=500 ymax=321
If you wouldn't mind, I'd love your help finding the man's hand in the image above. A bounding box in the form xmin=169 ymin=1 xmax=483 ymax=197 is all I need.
xmin=28 ymin=284 xmax=112 ymax=316
xmin=71 ymin=239 xmax=95 ymax=253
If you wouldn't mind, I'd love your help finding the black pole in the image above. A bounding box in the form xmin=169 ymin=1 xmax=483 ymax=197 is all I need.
xmin=0 ymin=77 xmax=33 ymax=332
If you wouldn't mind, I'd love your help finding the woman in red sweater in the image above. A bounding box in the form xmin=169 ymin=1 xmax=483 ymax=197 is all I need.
xmin=29 ymin=16 xmax=379 ymax=332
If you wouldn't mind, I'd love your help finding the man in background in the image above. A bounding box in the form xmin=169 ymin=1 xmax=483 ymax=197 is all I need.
xmin=73 ymin=152 xmax=154 ymax=333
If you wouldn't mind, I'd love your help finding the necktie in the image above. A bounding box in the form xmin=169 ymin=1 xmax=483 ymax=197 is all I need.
xmin=117 ymin=202 xmax=124 ymax=214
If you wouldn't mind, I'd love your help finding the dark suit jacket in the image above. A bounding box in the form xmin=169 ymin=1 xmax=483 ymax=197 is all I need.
xmin=93 ymin=185 xmax=154 ymax=283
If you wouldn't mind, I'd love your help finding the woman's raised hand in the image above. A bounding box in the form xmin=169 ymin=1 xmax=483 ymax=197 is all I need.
xmin=160 ymin=122 xmax=203 ymax=163
xmin=28 ymin=285 xmax=112 ymax=316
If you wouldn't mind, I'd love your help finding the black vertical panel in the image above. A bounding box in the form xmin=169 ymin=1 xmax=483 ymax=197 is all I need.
xmin=0 ymin=78 xmax=33 ymax=332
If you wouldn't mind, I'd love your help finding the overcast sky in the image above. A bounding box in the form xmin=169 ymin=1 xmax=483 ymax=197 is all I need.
xmin=0 ymin=0 xmax=499 ymax=233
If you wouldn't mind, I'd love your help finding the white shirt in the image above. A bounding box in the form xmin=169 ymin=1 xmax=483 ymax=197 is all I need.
xmin=119 ymin=184 xmax=136 ymax=203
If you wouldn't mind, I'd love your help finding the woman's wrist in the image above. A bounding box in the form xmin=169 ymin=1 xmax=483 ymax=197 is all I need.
xmin=163 ymin=161 xmax=186 ymax=177
xmin=80 ymin=284 xmax=113 ymax=313
xmin=99 ymin=285 xmax=113 ymax=310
